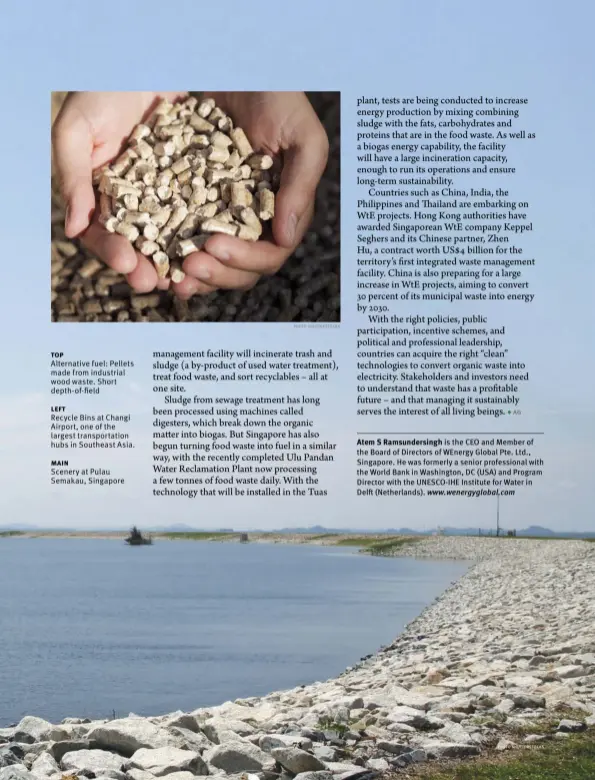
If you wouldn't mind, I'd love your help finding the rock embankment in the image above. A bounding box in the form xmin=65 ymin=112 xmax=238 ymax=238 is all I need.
xmin=1 ymin=538 xmax=594 ymax=778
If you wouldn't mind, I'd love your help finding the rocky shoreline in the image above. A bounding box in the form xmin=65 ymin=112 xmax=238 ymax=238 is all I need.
xmin=1 ymin=537 xmax=594 ymax=779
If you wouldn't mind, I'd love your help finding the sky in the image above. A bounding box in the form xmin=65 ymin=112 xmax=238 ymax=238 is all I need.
xmin=0 ymin=0 xmax=593 ymax=532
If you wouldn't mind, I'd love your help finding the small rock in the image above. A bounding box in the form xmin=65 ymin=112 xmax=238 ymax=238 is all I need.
xmin=61 ymin=749 xmax=126 ymax=775
xmin=496 ymin=738 xmax=515 ymax=751
xmin=389 ymin=749 xmax=427 ymax=767
xmin=126 ymin=747 xmax=208 ymax=777
xmin=554 ymin=665 xmax=585 ymax=679
xmin=14 ymin=718 xmax=68 ymax=745
xmin=421 ymin=741 xmax=481 ymax=759
xmin=512 ymin=694 xmax=546 ymax=709
xmin=293 ymin=772 xmax=333 ymax=780
xmin=166 ymin=728 xmax=212 ymax=754
xmin=0 ymin=769 xmax=32 ymax=780
xmin=376 ymin=741 xmax=410 ymax=755
xmin=311 ymin=746 xmax=335 ymax=762
xmin=48 ymin=741 xmax=93 ymax=763
xmin=270 ymin=747 xmax=326 ymax=775
xmin=205 ymin=742 xmax=275 ymax=774
xmin=557 ymin=719 xmax=586 ymax=733
xmin=260 ymin=735 xmax=311 ymax=753
xmin=88 ymin=719 xmax=182 ymax=757
xmin=366 ymin=759 xmax=389 ymax=772
xmin=29 ymin=753 xmax=59 ymax=778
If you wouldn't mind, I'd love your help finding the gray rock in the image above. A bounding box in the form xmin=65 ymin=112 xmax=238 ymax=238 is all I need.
xmin=260 ymin=735 xmax=312 ymax=753
xmin=20 ymin=745 xmax=50 ymax=764
xmin=144 ymin=774 xmax=195 ymax=780
xmin=389 ymin=749 xmax=427 ymax=767
xmin=48 ymin=741 xmax=94 ymax=763
xmin=166 ymin=728 xmax=212 ymax=754
xmin=270 ymin=747 xmax=326 ymax=775
xmin=376 ymin=741 xmax=410 ymax=755
xmin=201 ymin=719 xmax=255 ymax=744
xmin=126 ymin=747 xmax=208 ymax=777
xmin=13 ymin=719 xmax=67 ymax=745
xmin=0 ymin=752 xmax=18 ymax=770
xmin=0 ymin=770 xmax=32 ymax=780
xmin=161 ymin=713 xmax=199 ymax=733
xmin=557 ymin=719 xmax=586 ymax=733
xmin=335 ymin=771 xmax=377 ymax=780
xmin=88 ymin=719 xmax=182 ymax=757
xmin=61 ymin=749 xmax=126 ymax=775
xmin=435 ymin=721 xmax=475 ymax=745
xmin=386 ymin=706 xmax=442 ymax=731
xmin=311 ymin=746 xmax=336 ymax=762
xmin=422 ymin=741 xmax=481 ymax=759
xmin=127 ymin=769 xmax=160 ymax=780
xmin=205 ymin=742 xmax=275 ymax=774
xmin=293 ymin=773 xmax=333 ymax=780
xmin=366 ymin=759 xmax=389 ymax=772
xmin=554 ymin=665 xmax=585 ymax=679
xmin=29 ymin=753 xmax=59 ymax=778
xmin=512 ymin=694 xmax=546 ymax=709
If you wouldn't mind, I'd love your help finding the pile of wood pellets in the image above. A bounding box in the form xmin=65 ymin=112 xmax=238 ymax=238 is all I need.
xmin=95 ymin=95 xmax=279 ymax=284
xmin=51 ymin=92 xmax=340 ymax=323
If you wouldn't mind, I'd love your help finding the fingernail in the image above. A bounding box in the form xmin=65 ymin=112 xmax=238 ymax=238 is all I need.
xmin=208 ymin=246 xmax=229 ymax=262
xmin=195 ymin=265 xmax=211 ymax=281
xmin=287 ymin=213 xmax=298 ymax=244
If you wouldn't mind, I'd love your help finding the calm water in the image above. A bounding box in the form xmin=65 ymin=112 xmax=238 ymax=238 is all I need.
xmin=0 ymin=539 xmax=467 ymax=725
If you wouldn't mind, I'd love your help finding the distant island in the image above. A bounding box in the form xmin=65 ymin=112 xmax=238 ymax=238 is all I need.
xmin=1 ymin=523 xmax=593 ymax=539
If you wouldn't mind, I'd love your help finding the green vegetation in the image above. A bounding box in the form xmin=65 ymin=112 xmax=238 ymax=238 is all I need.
xmin=336 ymin=535 xmax=418 ymax=555
xmin=409 ymin=730 xmax=595 ymax=779
xmin=309 ymin=533 xmax=339 ymax=541
xmin=336 ymin=536 xmax=388 ymax=547
xmin=316 ymin=716 xmax=349 ymax=737
xmin=0 ymin=530 xmax=24 ymax=537
xmin=158 ymin=532 xmax=236 ymax=541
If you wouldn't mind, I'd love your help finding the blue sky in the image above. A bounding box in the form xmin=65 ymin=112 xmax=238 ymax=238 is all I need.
xmin=0 ymin=0 xmax=593 ymax=531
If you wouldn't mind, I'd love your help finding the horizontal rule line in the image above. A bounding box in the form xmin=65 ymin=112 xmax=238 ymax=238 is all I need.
xmin=356 ymin=432 xmax=546 ymax=435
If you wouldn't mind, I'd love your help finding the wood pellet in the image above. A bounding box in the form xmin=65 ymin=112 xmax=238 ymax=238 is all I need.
xmin=95 ymin=96 xmax=279 ymax=283
xmin=51 ymin=92 xmax=340 ymax=323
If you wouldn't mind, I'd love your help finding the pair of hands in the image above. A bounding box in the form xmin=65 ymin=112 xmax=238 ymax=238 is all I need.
xmin=52 ymin=92 xmax=329 ymax=299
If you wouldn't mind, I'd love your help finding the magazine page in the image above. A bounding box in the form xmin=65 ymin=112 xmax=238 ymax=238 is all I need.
xmin=1 ymin=1 xmax=594 ymax=778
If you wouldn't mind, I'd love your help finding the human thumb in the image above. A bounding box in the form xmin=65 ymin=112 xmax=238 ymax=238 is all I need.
xmin=52 ymin=107 xmax=95 ymax=238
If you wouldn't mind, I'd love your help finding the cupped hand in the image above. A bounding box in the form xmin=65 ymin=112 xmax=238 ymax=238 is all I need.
xmin=174 ymin=91 xmax=329 ymax=300
xmin=53 ymin=91 xmax=329 ymax=299
xmin=52 ymin=91 xmax=186 ymax=292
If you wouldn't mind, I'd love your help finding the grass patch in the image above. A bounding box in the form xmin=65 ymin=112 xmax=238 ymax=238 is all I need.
xmin=0 ymin=530 xmax=24 ymax=537
xmin=157 ymin=532 xmax=235 ymax=541
xmin=316 ymin=717 xmax=349 ymax=737
xmin=406 ymin=729 xmax=595 ymax=779
xmin=336 ymin=536 xmax=379 ymax=547
xmin=335 ymin=535 xmax=418 ymax=555
xmin=368 ymin=537 xmax=418 ymax=555
xmin=309 ymin=533 xmax=339 ymax=541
